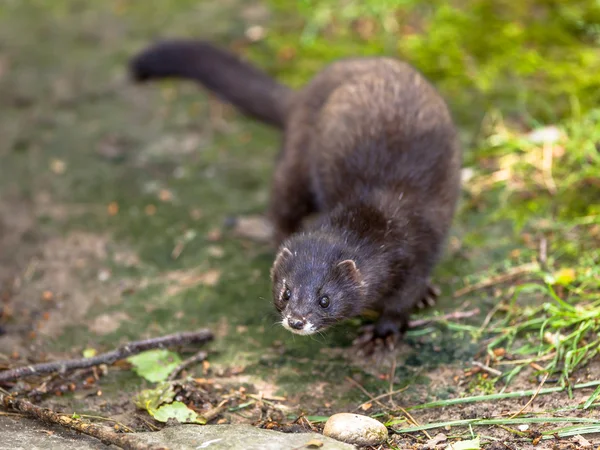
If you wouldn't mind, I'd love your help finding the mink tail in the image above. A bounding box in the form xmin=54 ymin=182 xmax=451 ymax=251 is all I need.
xmin=129 ymin=39 xmax=292 ymax=129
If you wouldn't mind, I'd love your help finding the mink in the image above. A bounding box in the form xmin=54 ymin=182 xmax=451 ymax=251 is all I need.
xmin=129 ymin=39 xmax=462 ymax=341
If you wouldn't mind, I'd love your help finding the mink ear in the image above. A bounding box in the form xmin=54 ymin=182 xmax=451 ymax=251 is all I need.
xmin=270 ymin=247 xmax=293 ymax=279
xmin=336 ymin=259 xmax=363 ymax=286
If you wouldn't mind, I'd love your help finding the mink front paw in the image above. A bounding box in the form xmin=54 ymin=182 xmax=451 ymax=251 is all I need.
xmin=414 ymin=282 xmax=441 ymax=310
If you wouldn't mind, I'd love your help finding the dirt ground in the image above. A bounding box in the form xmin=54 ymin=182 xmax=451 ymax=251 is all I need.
xmin=0 ymin=1 xmax=599 ymax=449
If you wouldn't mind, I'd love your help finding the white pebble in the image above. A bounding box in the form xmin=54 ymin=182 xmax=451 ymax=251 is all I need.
xmin=323 ymin=413 xmax=388 ymax=446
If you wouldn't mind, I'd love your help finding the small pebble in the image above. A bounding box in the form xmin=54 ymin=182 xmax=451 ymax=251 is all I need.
xmin=323 ymin=413 xmax=388 ymax=446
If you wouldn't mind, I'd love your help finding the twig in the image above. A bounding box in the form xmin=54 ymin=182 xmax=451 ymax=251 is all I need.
xmin=389 ymin=357 xmax=397 ymax=408
xmin=0 ymin=394 xmax=168 ymax=450
xmin=453 ymin=263 xmax=539 ymax=298
xmin=477 ymin=302 xmax=504 ymax=336
xmin=167 ymin=350 xmax=208 ymax=381
xmin=355 ymin=386 xmax=409 ymax=411
xmin=398 ymin=406 xmax=431 ymax=440
xmin=0 ymin=330 xmax=213 ymax=383
xmin=345 ymin=376 xmax=388 ymax=410
xmin=200 ymin=399 xmax=228 ymax=423
xmin=508 ymin=373 xmax=549 ymax=419
xmin=409 ymin=308 xmax=480 ymax=328
xmin=472 ymin=361 xmax=502 ymax=377
xmin=78 ymin=414 xmax=134 ymax=433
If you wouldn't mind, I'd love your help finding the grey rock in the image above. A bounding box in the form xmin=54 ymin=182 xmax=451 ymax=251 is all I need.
xmin=0 ymin=416 xmax=106 ymax=450
xmin=323 ymin=413 xmax=388 ymax=447
xmin=137 ymin=424 xmax=355 ymax=450
xmin=1 ymin=417 xmax=355 ymax=450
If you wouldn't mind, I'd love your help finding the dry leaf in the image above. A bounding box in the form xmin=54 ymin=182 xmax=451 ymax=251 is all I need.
xmin=360 ymin=402 xmax=372 ymax=411
xmin=191 ymin=269 xmax=221 ymax=287
xmin=492 ymin=348 xmax=506 ymax=358
xmin=423 ymin=433 xmax=447 ymax=449
xmin=572 ymin=435 xmax=592 ymax=448
xmin=304 ymin=439 xmax=324 ymax=448
xmin=207 ymin=246 xmax=224 ymax=258
xmin=232 ymin=215 xmax=273 ymax=242
xmin=189 ymin=208 xmax=203 ymax=220
xmin=207 ymin=228 xmax=222 ymax=242
xmin=158 ymin=189 xmax=172 ymax=202
xmin=553 ymin=267 xmax=576 ymax=286
xmin=107 ymin=202 xmax=119 ymax=216
xmin=50 ymin=159 xmax=66 ymax=174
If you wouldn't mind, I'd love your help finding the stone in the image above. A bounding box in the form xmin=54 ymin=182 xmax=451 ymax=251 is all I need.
xmin=0 ymin=419 xmax=355 ymax=450
xmin=137 ymin=424 xmax=355 ymax=450
xmin=323 ymin=413 xmax=388 ymax=446
xmin=0 ymin=417 xmax=105 ymax=450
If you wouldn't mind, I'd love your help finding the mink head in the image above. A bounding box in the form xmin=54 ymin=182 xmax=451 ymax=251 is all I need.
xmin=270 ymin=232 xmax=366 ymax=335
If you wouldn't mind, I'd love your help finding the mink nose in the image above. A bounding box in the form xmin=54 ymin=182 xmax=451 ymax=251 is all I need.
xmin=289 ymin=318 xmax=305 ymax=330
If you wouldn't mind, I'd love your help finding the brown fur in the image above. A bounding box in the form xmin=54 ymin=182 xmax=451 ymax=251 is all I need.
xmin=129 ymin=40 xmax=462 ymax=339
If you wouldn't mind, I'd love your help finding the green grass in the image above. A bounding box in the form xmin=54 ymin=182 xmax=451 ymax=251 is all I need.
xmin=257 ymin=0 xmax=600 ymax=127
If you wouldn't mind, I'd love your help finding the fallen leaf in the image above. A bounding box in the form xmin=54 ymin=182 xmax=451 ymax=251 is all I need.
xmin=145 ymin=204 xmax=157 ymax=216
xmin=232 ymin=215 xmax=273 ymax=242
xmin=158 ymin=189 xmax=172 ymax=202
xmin=83 ymin=348 xmax=97 ymax=358
xmin=552 ymin=268 xmax=576 ymax=286
xmin=277 ymin=46 xmax=296 ymax=62
xmin=424 ymin=433 xmax=447 ymax=449
xmin=446 ymin=437 xmax=480 ymax=450
xmin=194 ymin=269 xmax=221 ymax=287
xmin=189 ymin=208 xmax=203 ymax=220
xmin=107 ymin=202 xmax=119 ymax=216
xmin=245 ymin=25 xmax=265 ymax=42
xmin=573 ymin=435 xmax=592 ymax=448
xmin=360 ymin=402 xmax=372 ymax=411
xmin=41 ymin=291 xmax=54 ymax=301
xmin=134 ymin=382 xmax=176 ymax=411
xmin=127 ymin=350 xmax=182 ymax=382
xmin=207 ymin=246 xmax=224 ymax=258
xmin=492 ymin=348 xmax=506 ymax=358
xmin=89 ymin=312 xmax=131 ymax=335
xmin=206 ymin=228 xmax=222 ymax=241
xmin=151 ymin=401 xmax=206 ymax=424
xmin=50 ymin=159 xmax=66 ymax=174
xmin=304 ymin=439 xmax=324 ymax=448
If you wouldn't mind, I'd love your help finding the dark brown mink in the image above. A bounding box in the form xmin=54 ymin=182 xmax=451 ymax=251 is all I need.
xmin=129 ymin=39 xmax=462 ymax=341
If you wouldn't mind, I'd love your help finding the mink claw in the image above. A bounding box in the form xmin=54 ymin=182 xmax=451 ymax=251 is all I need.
xmin=415 ymin=282 xmax=441 ymax=310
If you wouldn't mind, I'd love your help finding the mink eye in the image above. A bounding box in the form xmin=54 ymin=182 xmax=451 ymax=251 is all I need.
xmin=282 ymin=288 xmax=291 ymax=301
xmin=318 ymin=295 xmax=330 ymax=309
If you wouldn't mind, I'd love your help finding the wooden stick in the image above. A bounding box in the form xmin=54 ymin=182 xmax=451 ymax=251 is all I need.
xmin=355 ymin=386 xmax=409 ymax=411
xmin=0 ymin=394 xmax=168 ymax=450
xmin=508 ymin=373 xmax=549 ymax=419
xmin=345 ymin=376 xmax=388 ymax=410
xmin=167 ymin=350 xmax=207 ymax=381
xmin=0 ymin=330 xmax=213 ymax=383
xmin=472 ymin=361 xmax=502 ymax=377
xmin=453 ymin=263 xmax=539 ymax=298
xmin=409 ymin=308 xmax=480 ymax=328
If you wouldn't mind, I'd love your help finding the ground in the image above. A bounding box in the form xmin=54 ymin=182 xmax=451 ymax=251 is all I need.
xmin=1 ymin=1 xmax=600 ymax=449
